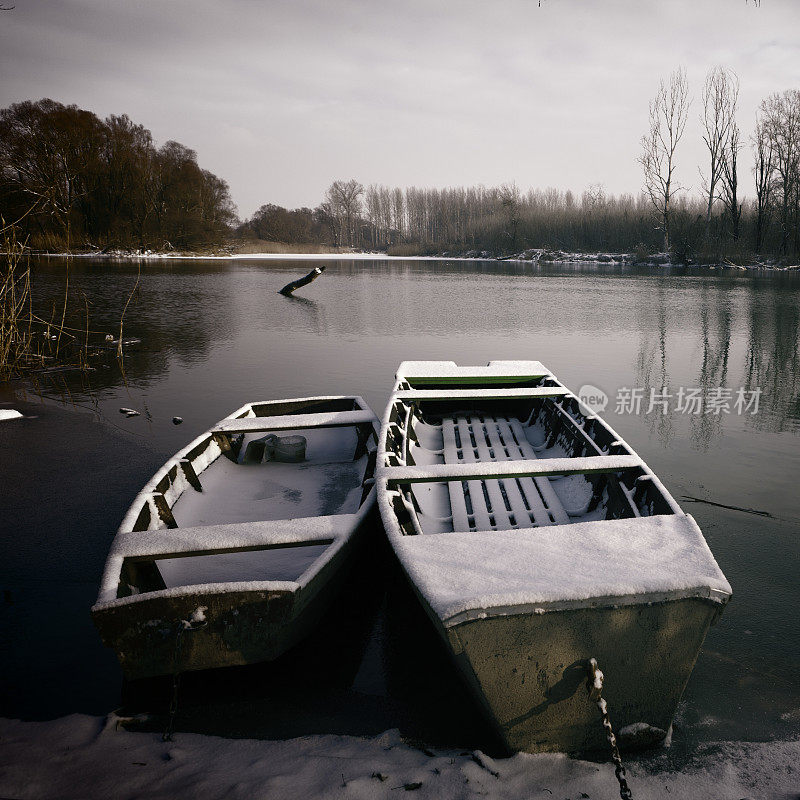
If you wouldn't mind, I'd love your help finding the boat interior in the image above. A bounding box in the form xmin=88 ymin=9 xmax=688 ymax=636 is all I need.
xmin=115 ymin=397 xmax=378 ymax=599
xmin=382 ymin=376 xmax=679 ymax=537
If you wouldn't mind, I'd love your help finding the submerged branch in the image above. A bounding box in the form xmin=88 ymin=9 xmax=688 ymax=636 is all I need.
xmin=278 ymin=266 xmax=326 ymax=296
xmin=117 ymin=261 xmax=141 ymax=361
xmin=682 ymin=495 xmax=773 ymax=517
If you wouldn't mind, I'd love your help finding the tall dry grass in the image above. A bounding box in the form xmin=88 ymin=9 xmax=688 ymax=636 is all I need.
xmin=1 ymin=217 xmax=90 ymax=381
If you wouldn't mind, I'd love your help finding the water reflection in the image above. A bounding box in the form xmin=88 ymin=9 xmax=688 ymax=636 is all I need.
xmin=635 ymin=284 xmax=675 ymax=449
xmin=5 ymin=257 xmax=800 ymax=749
xmin=25 ymin=258 xmax=800 ymax=440
xmin=276 ymin=293 xmax=329 ymax=336
xmin=29 ymin=258 xmax=240 ymax=395
xmin=627 ymin=273 xmax=800 ymax=451
xmin=745 ymin=282 xmax=800 ymax=432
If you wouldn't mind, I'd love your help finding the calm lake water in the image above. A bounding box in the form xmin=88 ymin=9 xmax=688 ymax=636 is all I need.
xmin=2 ymin=256 xmax=799 ymax=759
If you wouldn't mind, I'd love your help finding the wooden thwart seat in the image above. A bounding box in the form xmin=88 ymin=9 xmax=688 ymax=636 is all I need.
xmin=212 ymin=409 xmax=375 ymax=435
xmin=394 ymin=387 xmax=569 ymax=401
xmin=398 ymin=413 xmax=640 ymax=533
xmin=114 ymin=515 xmax=357 ymax=561
xmin=433 ymin=415 xmax=587 ymax=531
xmin=387 ymin=454 xmax=641 ymax=485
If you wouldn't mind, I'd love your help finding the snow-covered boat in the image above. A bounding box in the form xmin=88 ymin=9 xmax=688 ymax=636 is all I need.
xmin=92 ymin=396 xmax=379 ymax=680
xmin=376 ymin=361 xmax=732 ymax=754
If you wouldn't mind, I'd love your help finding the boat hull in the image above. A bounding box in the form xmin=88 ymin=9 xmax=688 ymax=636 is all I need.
xmin=376 ymin=361 xmax=731 ymax=755
xmin=439 ymin=596 xmax=719 ymax=754
xmin=92 ymin=395 xmax=380 ymax=681
xmin=94 ymin=516 xmax=365 ymax=680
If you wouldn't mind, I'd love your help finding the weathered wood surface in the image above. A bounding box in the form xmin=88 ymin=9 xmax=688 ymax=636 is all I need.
xmin=382 ymin=455 xmax=643 ymax=486
xmin=445 ymin=597 xmax=717 ymax=754
xmin=212 ymin=409 xmax=375 ymax=434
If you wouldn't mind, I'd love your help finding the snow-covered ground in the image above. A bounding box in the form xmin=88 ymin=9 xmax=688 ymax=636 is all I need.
xmin=0 ymin=715 xmax=797 ymax=799
xmin=38 ymin=249 xmax=798 ymax=269
xmin=39 ymin=251 xmax=444 ymax=261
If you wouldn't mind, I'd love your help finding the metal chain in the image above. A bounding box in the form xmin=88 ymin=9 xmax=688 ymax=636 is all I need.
xmin=586 ymin=657 xmax=633 ymax=800
xmin=162 ymin=615 xmax=207 ymax=742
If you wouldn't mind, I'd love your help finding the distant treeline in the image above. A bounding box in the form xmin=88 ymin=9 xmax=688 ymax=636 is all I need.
xmin=0 ymin=99 xmax=236 ymax=251
xmin=4 ymin=81 xmax=799 ymax=262
xmin=239 ymin=176 xmax=799 ymax=263
xmin=239 ymin=82 xmax=800 ymax=263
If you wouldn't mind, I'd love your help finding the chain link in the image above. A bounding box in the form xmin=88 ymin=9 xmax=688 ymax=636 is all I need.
xmin=586 ymin=657 xmax=633 ymax=800
xmin=162 ymin=615 xmax=207 ymax=743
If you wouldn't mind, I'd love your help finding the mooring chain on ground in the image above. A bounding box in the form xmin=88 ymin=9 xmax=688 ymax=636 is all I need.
xmin=587 ymin=657 xmax=634 ymax=800
xmin=162 ymin=615 xmax=207 ymax=743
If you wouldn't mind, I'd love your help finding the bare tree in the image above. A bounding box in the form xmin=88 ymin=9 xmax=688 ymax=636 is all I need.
xmin=760 ymin=90 xmax=800 ymax=254
xmin=639 ymin=68 xmax=690 ymax=252
xmin=752 ymin=112 xmax=775 ymax=252
xmin=324 ymin=179 xmax=363 ymax=248
xmin=364 ymin=184 xmax=381 ymax=248
xmin=721 ymin=119 xmax=742 ymax=241
xmin=392 ymin=187 xmax=405 ymax=236
xmin=498 ymin=183 xmax=521 ymax=252
xmin=700 ymin=67 xmax=739 ymax=233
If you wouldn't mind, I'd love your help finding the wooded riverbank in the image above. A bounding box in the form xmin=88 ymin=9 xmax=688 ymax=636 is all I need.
xmin=28 ymin=245 xmax=799 ymax=271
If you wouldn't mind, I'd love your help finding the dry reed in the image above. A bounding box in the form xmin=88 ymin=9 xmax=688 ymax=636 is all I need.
xmin=1 ymin=217 xmax=92 ymax=380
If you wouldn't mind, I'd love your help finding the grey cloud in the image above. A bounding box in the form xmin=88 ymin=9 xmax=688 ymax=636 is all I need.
xmin=1 ymin=0 xmax=799 ymax=216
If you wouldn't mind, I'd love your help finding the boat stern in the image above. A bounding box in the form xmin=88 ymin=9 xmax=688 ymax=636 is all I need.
xmin=92 ymin=586 xmax=297 ymax=681
xmin=445 ymin=594 xmax=722 ymax=754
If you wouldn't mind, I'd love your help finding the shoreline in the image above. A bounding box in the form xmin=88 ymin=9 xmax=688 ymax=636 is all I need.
xmin=33 ymin=249 xmax=800 ymax=271
xmin=1 ymin=713 xmax=798 ymax=800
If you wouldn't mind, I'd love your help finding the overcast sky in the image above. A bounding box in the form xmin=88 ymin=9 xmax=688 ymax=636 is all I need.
xmin=1 ymin=0 xmax=799 ymax=219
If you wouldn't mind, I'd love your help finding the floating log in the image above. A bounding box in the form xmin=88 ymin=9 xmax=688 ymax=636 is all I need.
xmin=278 ymin=266 xmax=326 ymax=296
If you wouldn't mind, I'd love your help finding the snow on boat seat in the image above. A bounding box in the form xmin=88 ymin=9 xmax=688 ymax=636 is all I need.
xmin=96 ymin=515 xmax=356 ymax=605
xmin=390 ymin=514 xmax=732 ymax=626
xmin=212 ymin=409 xmax=375 ymax=434
xmin=389 ymin=434 xmax=641 ymax=533
xmin=385 ymin=455 xmax=642 ymax=484
xmin=111 ymin=515 xmax=355 ymax=559
xmin=397 ymin=360 xmax=551 ymax=384
xmin=440 ymin=415 xmax=572 ymax=529
xmin=393 ymin=388 xmax=569 ymax=401
xmin=384 ymin=362 xmax=656 ymax=535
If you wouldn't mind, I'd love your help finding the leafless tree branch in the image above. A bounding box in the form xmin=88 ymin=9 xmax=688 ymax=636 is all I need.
xmin=638 ymin=67 xmax=690 ymax=252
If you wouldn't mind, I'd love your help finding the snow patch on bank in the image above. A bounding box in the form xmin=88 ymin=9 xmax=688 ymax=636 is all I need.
xmin=0 ymin=715 xmax=797 ymax=799
xmin=40 ymin=251 xmax=443 ymax=261
xmin=36 ymin=250 xmax=799 ymax=269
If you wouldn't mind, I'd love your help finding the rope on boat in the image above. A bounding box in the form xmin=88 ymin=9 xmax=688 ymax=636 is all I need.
xmin=587 ymin=657 xmax=634 ymax=800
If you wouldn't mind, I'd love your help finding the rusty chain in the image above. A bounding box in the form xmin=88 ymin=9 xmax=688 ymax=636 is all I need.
xmin=586 ymin=657 xmax=633 ymax=800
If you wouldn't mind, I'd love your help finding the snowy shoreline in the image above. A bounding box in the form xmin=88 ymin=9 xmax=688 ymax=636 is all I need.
xmin=1 ymin=714 xmax=797 ymax=799
xmin=34 ymin=249 xmax=799 ymax=270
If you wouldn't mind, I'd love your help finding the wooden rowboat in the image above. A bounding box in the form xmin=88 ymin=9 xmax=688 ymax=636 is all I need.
xmin=376 ymin=361 xmax=731 ymax=754
xmin=92 ymin=396 xmax=379 ymax=681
